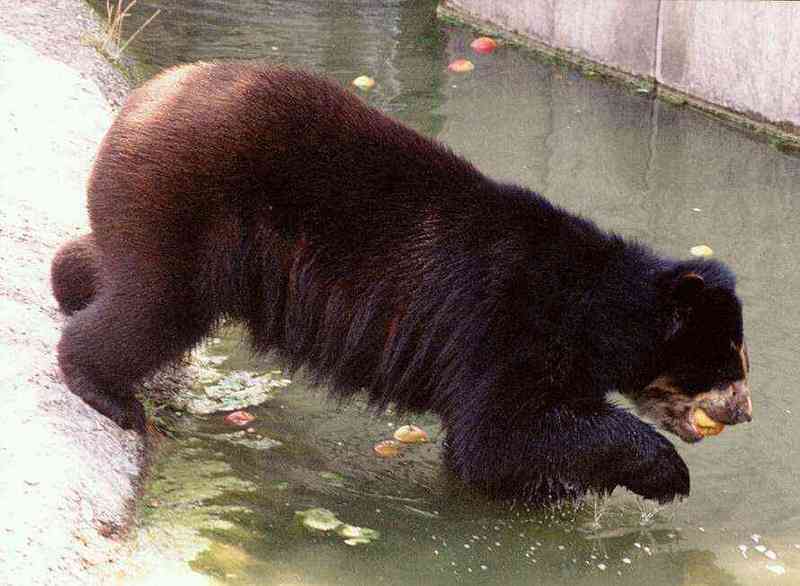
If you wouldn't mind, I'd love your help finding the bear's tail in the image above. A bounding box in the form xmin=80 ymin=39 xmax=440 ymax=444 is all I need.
xmin=51 ymin=233 xmax=101 ymax=315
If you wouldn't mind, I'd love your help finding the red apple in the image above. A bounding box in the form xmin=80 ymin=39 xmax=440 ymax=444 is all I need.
xmin=470 ymin=36 xmax=498 ymax=54
xmin=224 ymin=410 xmax=255 ymax=426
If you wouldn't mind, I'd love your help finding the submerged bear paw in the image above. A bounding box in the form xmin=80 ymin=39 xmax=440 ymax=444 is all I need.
xmin=623 ymin=440 xmax=690 ymax=503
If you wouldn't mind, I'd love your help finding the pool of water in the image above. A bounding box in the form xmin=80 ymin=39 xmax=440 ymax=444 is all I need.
xmin=102 ymin=1 xmax=800 ymax=584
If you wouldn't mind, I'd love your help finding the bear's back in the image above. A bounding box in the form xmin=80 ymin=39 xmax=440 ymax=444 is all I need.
xmin=90 ymin=62 xmax=479 ymax=218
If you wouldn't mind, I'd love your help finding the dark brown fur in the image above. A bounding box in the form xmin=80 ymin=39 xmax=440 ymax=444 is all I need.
xmin=51 ymin=234 xmax=100 ymax=315
xmin=53 ymin=62 xmax=482 ymax=429
xmin=52 ymin=62 xmax=750 ymax=503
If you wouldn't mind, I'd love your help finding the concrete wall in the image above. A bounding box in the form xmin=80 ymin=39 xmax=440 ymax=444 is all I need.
xmin=657 ymin=1 xmax=800 ymax=130
xmin=441 ymin=0 xmax=800 ymax=135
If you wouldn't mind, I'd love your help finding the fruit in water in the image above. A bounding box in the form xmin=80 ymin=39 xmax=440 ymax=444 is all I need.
xmin=393 ymin=424 xmax=429 ymax=443
xmin=470 ymin=37 xmax=498 ymax=54
xmin=448 ymin=59 xmax=475 ymax=73
xmin=352 ymin=75 xmax=376 ymax=90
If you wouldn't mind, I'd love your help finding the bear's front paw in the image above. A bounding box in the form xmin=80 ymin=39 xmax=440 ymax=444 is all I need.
xmin=82 ymin=390 xmax=147 ymax=432
xmin=623 ymin=438 xmax=690 ymax=503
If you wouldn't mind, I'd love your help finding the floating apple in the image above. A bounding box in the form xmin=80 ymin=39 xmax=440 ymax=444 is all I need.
xmin=393 ymin=424 xmax=429 ymax=443
xmin=352 ymin=75 xmax=376 ymax=90
xmin=470 ymin=36 xmax=498 ymax=54
xmin=690 ymin=244 xmax=714 ymax=257
xmin=448 ymin=59 xmax=475 ymax=73
xmin=224 ymin=410 xmax=255 ymax=426
xmin=373 ymin=439 xmax=402 ymax=457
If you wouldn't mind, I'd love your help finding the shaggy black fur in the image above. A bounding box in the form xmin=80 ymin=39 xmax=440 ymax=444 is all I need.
xmin=52 ymin=62 xmax=747 ymax=503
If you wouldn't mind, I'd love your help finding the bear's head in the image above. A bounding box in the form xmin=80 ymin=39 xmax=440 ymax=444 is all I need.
xmin=632 ymin=264 xmax=751 ymax=443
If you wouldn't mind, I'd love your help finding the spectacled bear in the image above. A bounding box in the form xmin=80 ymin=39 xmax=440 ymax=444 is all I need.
xmin=51 ymin=62 xmax=752 ymax=504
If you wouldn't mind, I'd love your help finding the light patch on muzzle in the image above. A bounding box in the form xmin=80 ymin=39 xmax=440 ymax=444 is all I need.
xmin=632 ymin=343 xmax=752 ymax=443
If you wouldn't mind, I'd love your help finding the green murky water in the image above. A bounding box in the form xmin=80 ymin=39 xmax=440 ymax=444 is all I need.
xmin=102 ymin=1 xmax=800 ymax=584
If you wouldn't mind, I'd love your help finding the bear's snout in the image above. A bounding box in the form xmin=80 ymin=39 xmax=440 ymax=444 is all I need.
xmin=703 ymin=379 xmax=752 ymax=425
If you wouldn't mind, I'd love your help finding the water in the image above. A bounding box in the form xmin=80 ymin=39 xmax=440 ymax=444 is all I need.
xmin=102 ymin=1 xmax=800 ymax=583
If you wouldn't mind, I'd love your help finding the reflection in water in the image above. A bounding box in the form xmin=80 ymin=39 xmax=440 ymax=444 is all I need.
xmin=96 ymin=0 xmax=448 ymax=134
xmin=99 ymin=1 xmax=800 ymax=584
xmin=142 ymin=335 xmax=752 ymax=586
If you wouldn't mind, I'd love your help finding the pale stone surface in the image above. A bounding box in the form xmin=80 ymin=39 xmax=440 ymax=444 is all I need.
xmin=449 ymin=0 xmax=554 ymax=44
xmin=553 ymin=0 xmax=658 ymax=78
xmin=0 ymin=28 xmax=142 ymax=586
xmin=0 ymin=0 xmax=130 ymax=109
xmin=657 ymin=0 xmax=800 ymax=128
xmin=445 ymin=0 xmax=658 ymax=77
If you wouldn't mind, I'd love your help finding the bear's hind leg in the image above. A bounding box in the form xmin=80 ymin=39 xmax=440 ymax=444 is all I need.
xmin=57 ymin=277 xmax=215 ymax=430
xmin=51 ymin=233 xmax=101 ymax=315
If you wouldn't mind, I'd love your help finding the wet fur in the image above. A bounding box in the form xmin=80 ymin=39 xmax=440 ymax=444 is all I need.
xmin=52 ymin=62 xmax=747 ymax=503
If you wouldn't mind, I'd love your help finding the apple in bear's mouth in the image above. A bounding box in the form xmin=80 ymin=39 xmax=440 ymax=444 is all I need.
xmin=663 ymin=401 xmax=732 ymax=443
xmin=668 ymin=406 xmax=725 ymax=443
xmin=692 ymin=407 xmax=725 ymax=437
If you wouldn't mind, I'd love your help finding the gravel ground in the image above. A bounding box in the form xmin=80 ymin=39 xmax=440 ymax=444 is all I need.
xmin=0 ymin=0 xmax=131 ymax=108
xmin=0 ymin=1 xmax=144 ymax=584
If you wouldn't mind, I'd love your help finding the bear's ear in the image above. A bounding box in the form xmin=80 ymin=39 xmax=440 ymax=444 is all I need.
xmin=664 ymin=272 xmax=705 ymax=340
xmin=673 ymin=272 xmax=705 ymax=307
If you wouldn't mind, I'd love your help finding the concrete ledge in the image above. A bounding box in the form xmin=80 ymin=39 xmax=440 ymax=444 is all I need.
xmin=0 ymin=6 xmax=142 ymax=584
